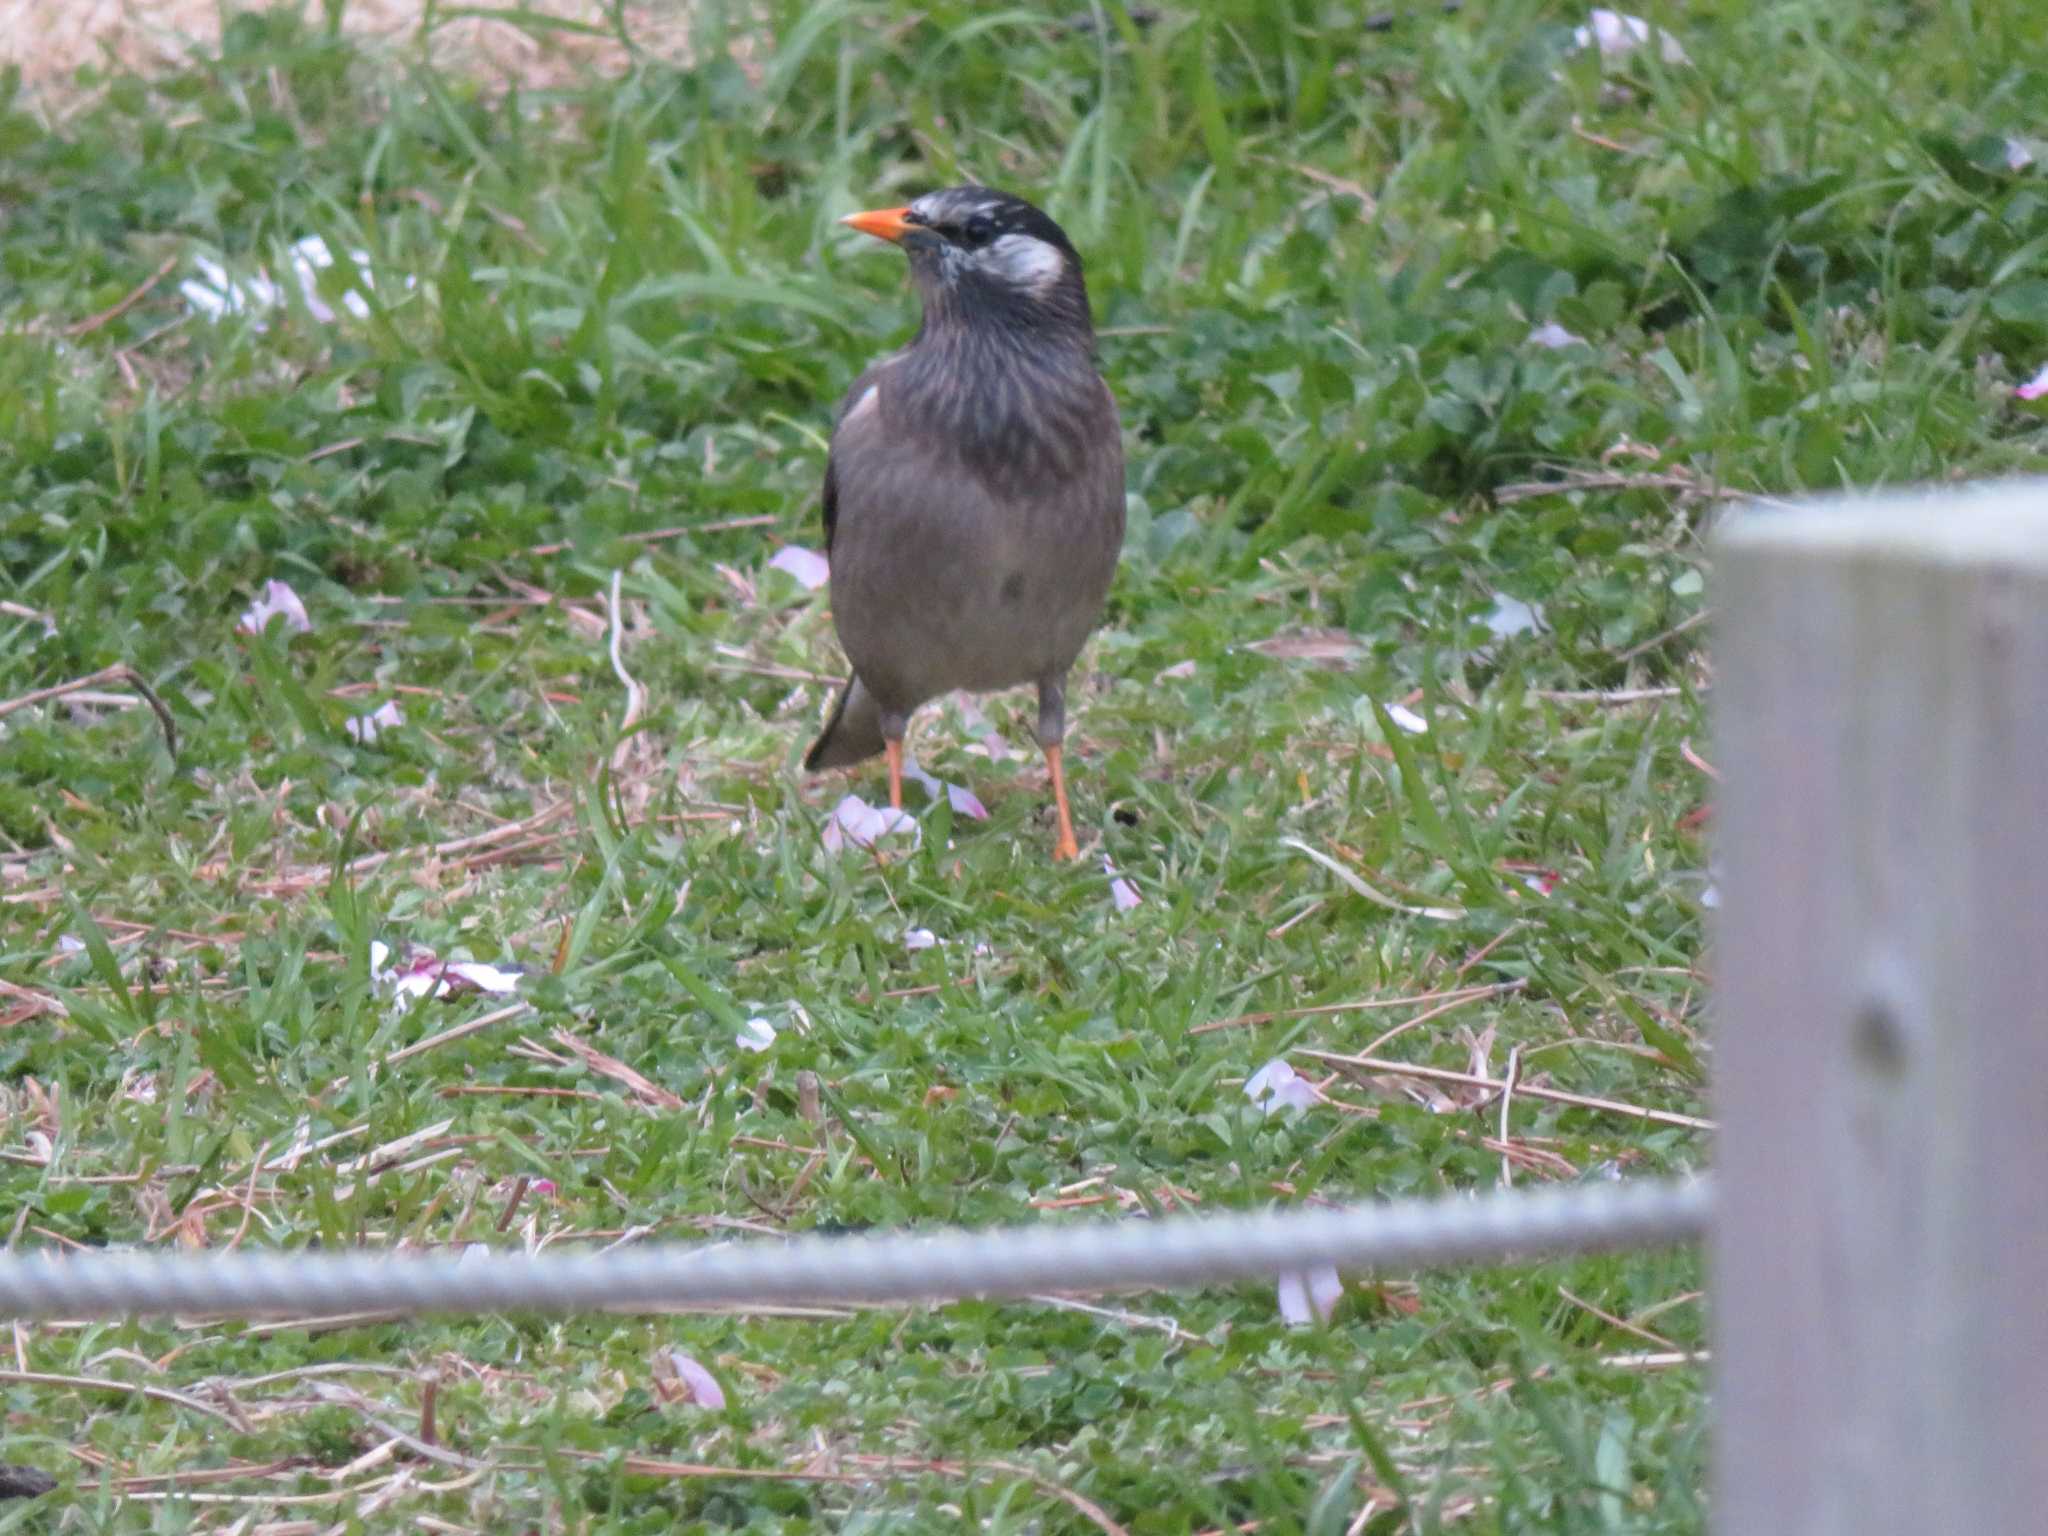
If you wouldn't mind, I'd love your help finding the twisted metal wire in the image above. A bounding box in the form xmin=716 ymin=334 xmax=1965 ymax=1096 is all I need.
xmin=0 ymin=1177 xmax=1710 ymax=1322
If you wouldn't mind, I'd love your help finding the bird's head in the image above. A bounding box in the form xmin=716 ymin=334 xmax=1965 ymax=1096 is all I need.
xmin=841 ymin=185 xmax=1093 ymax=339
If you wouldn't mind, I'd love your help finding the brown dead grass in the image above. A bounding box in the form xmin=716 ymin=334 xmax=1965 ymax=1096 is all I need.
xmin=0 ymin=0 xmax=699 ymax=97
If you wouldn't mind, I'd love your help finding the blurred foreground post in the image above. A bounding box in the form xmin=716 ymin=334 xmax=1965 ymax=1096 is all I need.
xmin=1715 ymin=484 xmax=2048 ymax=1533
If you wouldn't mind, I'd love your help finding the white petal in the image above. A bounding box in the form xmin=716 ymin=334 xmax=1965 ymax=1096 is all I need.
xmin=179 ymin=279 xmax=232 ymax=319
xmin=662 ymin=1349 xmax=726 ymax=1410
xmin=1276 ymin=1270 xmax=1312 ymax=1326
xmin=1101 ymin=857 xmax=1143 ymax=912
xmin=899 ymin=754 xmax=942 ymax=797
xmin=442 ymin=962 xmax=523 ymax=994
xmin=899 ymin=754 xmax=989 ymax=820
xmin=1483 ymin=594 xmax=1543 ymax=638
xmin=295 ymin=272 xmax=336 ymax=324
xmin=2008 ymin=138 xmax=2036 ymax=173
xmin=1245 ymin=1058 xmax=1319 ymax=1116
xmin=2016 ymin=362 xmax=2048 ymax=401
xmin=1385 ymin=702 xmax=1429 ymax=734
xmin=237 ymin=579 xmax=313 ymax=636
xmin=768 ymin=546 xmax=831 ymax=590
xmin=1305 ymin=1264 xmax=1344 ymax=1320
xmin=822 ymin=794 xmax=920 ymax=852
xmin=1275 ymin=1265 xmax=1344 ymax=1325
xmin=1575 ymin=9 xmax=1688 ymax=63
xmin=904 ymin=928 xmax=938 ymax=952
xmin=344 ymin=699 xmax=404 ymax=743
xmin=244 ymin=273 xmax=283 ymax=311
xmin=392 ymin=971 xmax=446 ymax=1003
xmin=1526 ymin=320 xmax=1586 ymax=350
xmin=736 ymin=1017 xmax=777 ymax=1053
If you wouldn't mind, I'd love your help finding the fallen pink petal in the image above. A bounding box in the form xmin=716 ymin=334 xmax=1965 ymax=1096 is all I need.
xmin=1527 ymin=321 xmax=1587 ymax=350
xmin=1276 ymin=1264 xmax=1344 ymax=1326
xmin=899 ymin=755 xmax=990 ymax=820
xmin=1501 ymin=862 xmax=1562 ymax=898
xmin=952 ymin=694 xmax=1013 ymax=761
xmin=767 ymin=545 xmax=831 ymax=590
xmin=655 ymin=1349 xmax=727 ymax=1411
xmin=371 ymin=942 xmax=522 ymax=1006
xmin=1483 ymin=594 xmax=1543 ymax=639
xmin=2016 ymin=363 xmax=2048 ymax=401
xmin=904 ymin=928 xmax=939 ymax=952
xmin=1573 ymin=8 xmax=1689 ymax=63
xmin=344 ymin=700 xmax=404 ymax=744
xmin=1244 ymin=1058 xmax=1320 ymax=1116
xmin=736 ymin=1017 xmax=777 ymax=1053
xmin=236 ymin=579 xmax=312 ymax=636
xmin=821 ymin=794 xmax=921 ymax=853
xmin=441 ymin=961 xmax=524 ymax=994
xmin=1102 ymin=856 xmax=1143 ymax=912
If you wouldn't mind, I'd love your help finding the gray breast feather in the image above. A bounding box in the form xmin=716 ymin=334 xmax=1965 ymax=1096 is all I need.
xmin=823 ymin=373 xmax=1123 ymax=713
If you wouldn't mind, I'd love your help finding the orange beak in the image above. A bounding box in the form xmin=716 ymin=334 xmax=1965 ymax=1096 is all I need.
xmin=840 ymin=206 xmax=915 ymax=244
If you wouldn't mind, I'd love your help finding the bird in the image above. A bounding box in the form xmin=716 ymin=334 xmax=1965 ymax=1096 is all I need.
xmin=802 ymin=185 xmax=1125 ymax=861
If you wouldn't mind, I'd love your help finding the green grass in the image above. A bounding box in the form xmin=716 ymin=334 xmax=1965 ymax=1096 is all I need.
xmin=2 ymin=0 xmax=2043 ymax=1527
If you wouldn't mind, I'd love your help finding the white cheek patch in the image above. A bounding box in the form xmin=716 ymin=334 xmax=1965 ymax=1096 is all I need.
xmin=985 ymin=232 xmax=1066 ymax=293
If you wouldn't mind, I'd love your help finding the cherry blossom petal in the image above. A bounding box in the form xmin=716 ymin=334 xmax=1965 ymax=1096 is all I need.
xmin=236 ymin=579 xmax=312 ymax=636
xmin=1483 ymin=594 xmax=1543 ymax=638
xmin=1245 ymin=1058 xmax=1320 ymax=1116
xmin=1573 ymin=8 xmax=1689 ymax=63
xmin=2016 ymin=362 xmax=2048 ymax=401
xmin=898 ymin=755 xmax=990 ymax=821
xmin=344 ymin=700 xmax=404 ymax=743
xmin=768 ymin=545 xmax=831 ymax=590
xmin=1276 ymin=1265 xmax=1344 ymax=1325
xmin=441 ymin=961 xmax=523 ymax=994
xmin=655 ymin=1348 xmax=727 ymax=1410
xmin=820 ymin=794 xmax=921 ymax=853
xmin=1526 ymin=321 xmax=1587 ymax=350
xmin=1101 ymin=856 xmax=1143 ymax=912
xmin=736 ymin=1017 xmax=777 ymax=1053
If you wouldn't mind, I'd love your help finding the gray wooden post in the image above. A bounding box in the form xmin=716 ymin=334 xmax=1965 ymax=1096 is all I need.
xmin=1714 ymin=484 xmax=2048 ymax=1533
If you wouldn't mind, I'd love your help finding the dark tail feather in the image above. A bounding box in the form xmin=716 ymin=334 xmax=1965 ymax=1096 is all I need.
xmin=804 ymin=675 xmax=887 ymax=770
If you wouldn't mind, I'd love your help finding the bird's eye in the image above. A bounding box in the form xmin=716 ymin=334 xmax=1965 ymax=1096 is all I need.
xmin=961 ymin=214 xmax=995 ymax=248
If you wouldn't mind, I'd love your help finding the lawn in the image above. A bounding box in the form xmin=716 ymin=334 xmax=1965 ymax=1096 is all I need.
xmin=2 ymin=0 xmax=2043 ymax=1529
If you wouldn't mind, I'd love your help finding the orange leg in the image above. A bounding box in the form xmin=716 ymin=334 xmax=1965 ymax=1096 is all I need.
xmin=1045 ymin=742 xmax=1080 ymax=862
xmin=885 ymin=738 xmax=905 ymax=811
